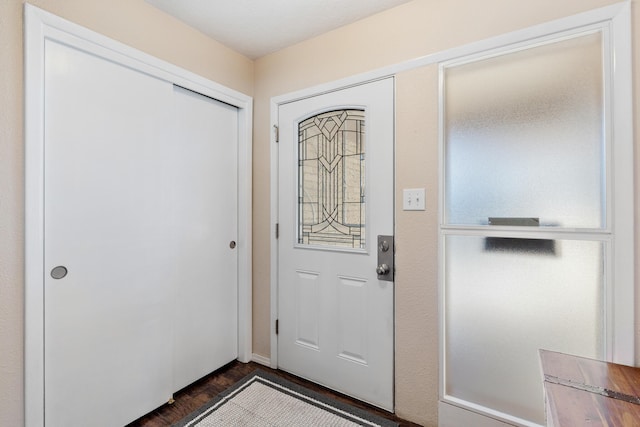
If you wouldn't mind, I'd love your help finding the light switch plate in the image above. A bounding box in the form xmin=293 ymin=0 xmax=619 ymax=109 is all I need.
xmin=403 ymin=188 xmax=426 ymax=211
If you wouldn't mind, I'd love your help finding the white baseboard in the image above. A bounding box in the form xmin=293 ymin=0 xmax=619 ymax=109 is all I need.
xmin=251 ymin=353 xmax=271 ymax=366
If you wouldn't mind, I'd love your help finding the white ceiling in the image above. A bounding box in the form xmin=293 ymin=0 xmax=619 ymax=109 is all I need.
xmin=146 ymin=0 xmax=412 ymax=59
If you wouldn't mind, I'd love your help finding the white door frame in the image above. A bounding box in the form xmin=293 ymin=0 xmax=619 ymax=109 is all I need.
xmin=269 ymin=75 xmax=396 ymax=368
xmin=24 ymin=5 xmax=253 ymax=426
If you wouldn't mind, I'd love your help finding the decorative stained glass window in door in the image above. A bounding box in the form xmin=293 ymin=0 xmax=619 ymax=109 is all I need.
xmin=298 ymin=109 xmax=365 ymax=248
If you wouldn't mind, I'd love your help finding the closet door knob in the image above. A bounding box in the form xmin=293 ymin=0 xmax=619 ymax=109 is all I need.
xmin=229 ymin=241 xmax=236 ymax=249
xmin=51 ymin=266 xmax=68 ymax=279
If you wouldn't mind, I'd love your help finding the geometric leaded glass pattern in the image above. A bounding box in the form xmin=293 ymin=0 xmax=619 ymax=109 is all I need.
xmin=298 ymin=109 xmax=365 ymax=249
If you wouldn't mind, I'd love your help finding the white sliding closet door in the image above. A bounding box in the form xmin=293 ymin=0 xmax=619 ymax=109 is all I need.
xmin=43 ymin=39 xmax=239 ymax=426
xmin=171 ymin=86 xmax=238 ymax=391
xmin=44 ymin=39 xmax=175 ymax=426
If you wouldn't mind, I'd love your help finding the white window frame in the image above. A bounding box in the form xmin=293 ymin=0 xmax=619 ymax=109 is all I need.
xmin=436 ymin=2 xmax=633 ymax=426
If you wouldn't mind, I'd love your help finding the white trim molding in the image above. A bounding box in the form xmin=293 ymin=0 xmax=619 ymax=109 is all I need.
xmin=251 ymin=353 xmax=272 ymax=367
xmin=24 ymin=4 xmax=252 ymax=426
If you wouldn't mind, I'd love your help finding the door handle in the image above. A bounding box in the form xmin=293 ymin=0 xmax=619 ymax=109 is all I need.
xmin=377 ymin=235 xmax=394 ymax=281
xmin=51 ymin=266 xmax=68 ymax=279
xmin=376 ymin=263 xmax=390 ymax=275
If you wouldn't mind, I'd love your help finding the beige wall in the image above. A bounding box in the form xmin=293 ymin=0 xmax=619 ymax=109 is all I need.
xmin=252 ymin=0 xmax=639 ymax=425
xmin=0 ymin=1 xmax=253 ymax=426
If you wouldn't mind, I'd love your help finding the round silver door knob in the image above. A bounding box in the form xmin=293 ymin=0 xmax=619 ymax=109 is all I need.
xmin=376 ymin=263 xmax=390 ymax=275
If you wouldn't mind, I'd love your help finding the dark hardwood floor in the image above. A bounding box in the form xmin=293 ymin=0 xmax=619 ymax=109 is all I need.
xmin=126 ymin=361 xmax=423 ymax=426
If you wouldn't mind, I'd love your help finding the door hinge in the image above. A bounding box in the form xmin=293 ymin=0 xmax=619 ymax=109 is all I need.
xmin=275 ymin=319 xmax=279 ymax=335
xmin=273 ymin=125 xmax=279 ymax=143
xmin=275 ymin=223 xmax=279 ymax=239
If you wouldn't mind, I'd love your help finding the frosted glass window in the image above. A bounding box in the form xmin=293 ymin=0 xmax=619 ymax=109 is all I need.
xmin=444 ymin=235 xmax=604 ymax=425
xmin=444 ymin=32 xmax=604 ymax=228
xmin=298 ymin=109 xmax=366 ymax=248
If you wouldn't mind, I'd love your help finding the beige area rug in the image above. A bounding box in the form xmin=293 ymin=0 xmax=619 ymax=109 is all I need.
xmin=172 ymin=370 xmax=398 ymax=427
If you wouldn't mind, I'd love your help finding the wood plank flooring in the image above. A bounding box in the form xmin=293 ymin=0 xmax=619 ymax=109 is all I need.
xmin=126 ymin=360 xmax=423 ymax=426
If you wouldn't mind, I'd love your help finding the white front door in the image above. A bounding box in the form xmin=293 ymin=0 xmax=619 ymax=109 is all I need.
xmin=277 ymin=78 xmax=395 ymax=410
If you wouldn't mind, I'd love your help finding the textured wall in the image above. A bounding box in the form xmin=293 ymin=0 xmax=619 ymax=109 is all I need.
xmin=393 ymin=65 xmax=440 ymax=425
xmin=0 ymin=1 xmax=26 ymax=426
